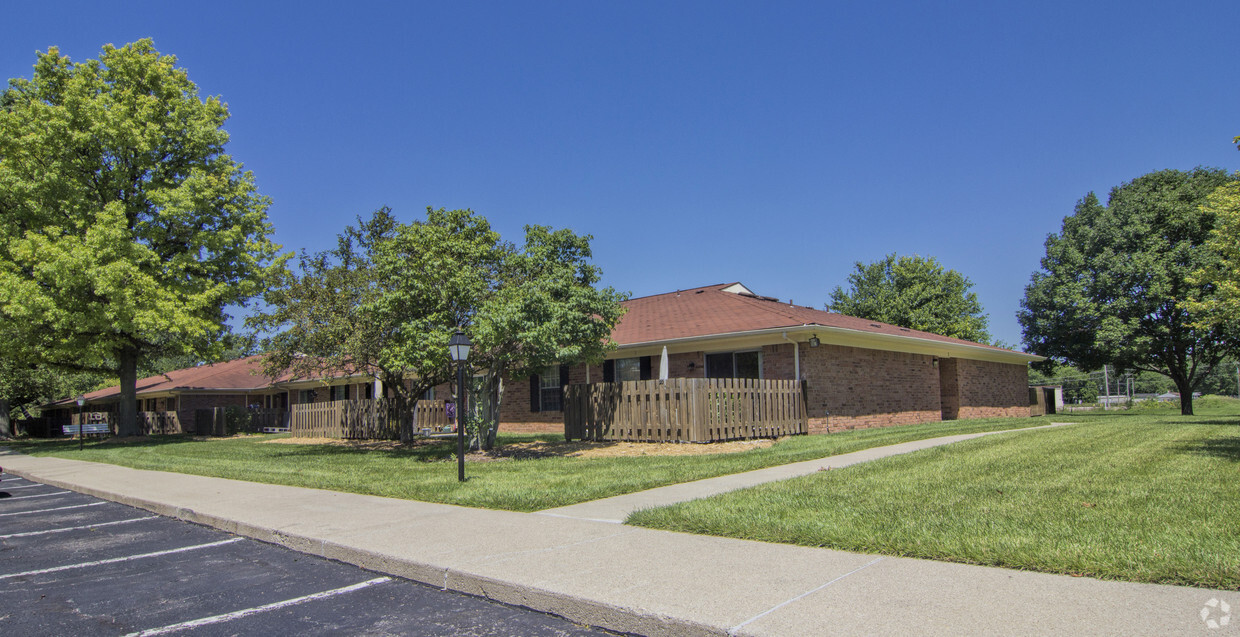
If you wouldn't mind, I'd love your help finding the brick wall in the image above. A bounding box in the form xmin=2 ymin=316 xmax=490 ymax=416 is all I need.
xmin=485 ymin=346 xmax=1028 ymax=436
xmin=953 ymin=359 xmax=1030 ymax=419
xmin=938 ymin=358 xmax=960 ymax=420
xmin=497 ymin=363 xmax=590 ymax=434
xmin=800 ymin=344 xmax=942 ymax=434
xmin=177 ymin=393 xmax=246 ymax=434
xmin=762 ymin=344 xmax=797 ymax=380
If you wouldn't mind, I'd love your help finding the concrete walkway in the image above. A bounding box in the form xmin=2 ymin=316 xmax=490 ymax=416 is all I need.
xmin=540 ymin=422 xmax=1076 ymax=523
xmin=1 ymin=427 xmax=1231 ymax=636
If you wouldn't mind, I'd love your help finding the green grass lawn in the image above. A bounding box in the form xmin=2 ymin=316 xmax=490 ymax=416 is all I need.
xmin=3 ymin=415 xmax=1054 ymax=512
xmin=628 ymin=398 xmax=1240 ymax=589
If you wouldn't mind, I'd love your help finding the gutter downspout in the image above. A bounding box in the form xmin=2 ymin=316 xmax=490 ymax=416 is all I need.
xmin=781 ymin=332 xmax=800 ymax=380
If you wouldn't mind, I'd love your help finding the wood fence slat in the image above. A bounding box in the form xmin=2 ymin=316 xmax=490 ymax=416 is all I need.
xmin=563 ymin=378 xmax=808 ymax=443
xmin=289 ymin=398 xmax=446 ymax=440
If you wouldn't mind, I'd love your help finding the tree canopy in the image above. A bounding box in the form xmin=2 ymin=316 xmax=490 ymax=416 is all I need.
xmin=0 ymin=40 xmax=284 ymax=435
xmin=827 ymin=253 xmax=991 ymax=343
xmin=1185 ymin=181 xmax=1240 ymax=329
xmin=1018 ymin=167 xmax=1240 ymax=415
xmin=251 ymin=207 xmax=626 ymax=448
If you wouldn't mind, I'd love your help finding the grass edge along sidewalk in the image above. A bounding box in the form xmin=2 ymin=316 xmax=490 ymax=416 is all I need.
xmin=2 ymin=416 xmax=1057 ymax=512
xmin=628 ymin=407 xmax=1240 ymax=590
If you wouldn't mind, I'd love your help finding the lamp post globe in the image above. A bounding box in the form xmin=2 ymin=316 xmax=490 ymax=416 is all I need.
xmin=449 ymin=330 xmax=472 ymax=363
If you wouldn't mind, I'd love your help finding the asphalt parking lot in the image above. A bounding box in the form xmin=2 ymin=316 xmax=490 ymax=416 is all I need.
xmin=0 ymin=472 xmax=615 ymax=636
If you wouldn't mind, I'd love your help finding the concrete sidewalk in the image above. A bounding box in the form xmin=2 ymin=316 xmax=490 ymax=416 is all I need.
xmin=1 ymin=439 xmax=1230 ymax=636
xmin=540 ymin=422 xmax=1075 ymax=523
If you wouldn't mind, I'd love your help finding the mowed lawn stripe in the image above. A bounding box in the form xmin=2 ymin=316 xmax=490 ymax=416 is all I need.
xmin=627 ymin=414 xmax=1240 ymax=590
xmin=3 ymin=417 xmax=1055 ymax=512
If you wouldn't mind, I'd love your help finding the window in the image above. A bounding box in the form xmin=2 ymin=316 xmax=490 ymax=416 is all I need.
xmin=704 ymin=351 xmax=762 ymax=379
xmin=298 ymin=389 xmax=315 ymax=404
xmin=615 ymin=357 xmax=641 ymax=382
xmin=166 ymin=398 xmax=176 ymax=412
xmin=329 ymin=384 xmax=350 ymax=401
xmin=539 ymin=366 xmax=562 ymax=412
xmin=364 ymin=383 xmax=375 ymax=399
xmin=419 ymin=386 xmax=434 ymax=401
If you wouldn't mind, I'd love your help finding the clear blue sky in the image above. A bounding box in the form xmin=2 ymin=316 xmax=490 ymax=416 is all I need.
xmin=6 ymin=1 xmax=1238 ymax=348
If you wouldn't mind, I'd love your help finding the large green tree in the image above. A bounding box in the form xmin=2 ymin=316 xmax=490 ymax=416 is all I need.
xmin=252 ymin=207 xmax=626 ymax=449
xmin=0 ymin=40 xmax=284 ymax=436
xmin=1018 ymin=168 xmax=1240 ymax=415
xmin=827 ymin=253 xmax=991 ymax=342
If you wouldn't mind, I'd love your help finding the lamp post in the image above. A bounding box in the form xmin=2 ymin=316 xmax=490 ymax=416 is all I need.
xmin=75 ymin=395 xmax=85 ymax=451
xmin=448 ymin=329 xmax=472 ymax=482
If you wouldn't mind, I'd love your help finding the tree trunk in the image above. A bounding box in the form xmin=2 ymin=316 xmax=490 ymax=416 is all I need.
xmin=0 ymin=398 xmax=11 ymax=439
xmin=481 ymin=373 xmax=503 ymax=451
xmin=1173 ymin=375 xmax=1195 ymax=416
xmin=388 ymin=374 xmax=412 ymax=443
xmin=116 ymin=348 xmax=140 ymax=436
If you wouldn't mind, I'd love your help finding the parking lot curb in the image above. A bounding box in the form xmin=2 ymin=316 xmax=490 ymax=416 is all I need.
xmin=1 ymin=457 xmax=722 ymax=637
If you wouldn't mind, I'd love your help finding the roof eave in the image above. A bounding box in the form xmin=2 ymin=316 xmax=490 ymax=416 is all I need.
xmin=615 ymin=324 xmax=1043 ymax=363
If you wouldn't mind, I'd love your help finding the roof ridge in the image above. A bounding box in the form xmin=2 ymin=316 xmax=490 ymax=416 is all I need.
xmin=624 ymin=282 xmax=736 ymax=303
xmin=724 ymin=290 xmax=823 ymax=326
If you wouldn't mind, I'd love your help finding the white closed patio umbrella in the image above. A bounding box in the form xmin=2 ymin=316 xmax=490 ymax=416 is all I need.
xmin=659 ymin=345 xmax=669 ymax=381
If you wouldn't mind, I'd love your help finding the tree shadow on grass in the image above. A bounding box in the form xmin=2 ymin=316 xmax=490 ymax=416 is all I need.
xmin=1173 ymin=437 xmax=1240 ymax=462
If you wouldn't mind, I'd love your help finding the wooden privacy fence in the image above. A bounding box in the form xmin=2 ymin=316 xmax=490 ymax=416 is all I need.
xmin=290 ymin=399 xmax=448 ymax=440
xmin=564 ymin=378 xmax=808 ymax=443
xmin=138 ymin=411 xmax=181 ymax=435
xmin=194 ymin=408 xmax=287 ymax=436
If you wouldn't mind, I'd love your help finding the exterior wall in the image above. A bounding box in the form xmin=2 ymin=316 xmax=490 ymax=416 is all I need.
xmin=938 ymin=358 xmax=960 ymax=420
xmin=498 ymin=363 xmax=589 ymax=434
xmin=953 ymin=359 xmax=1031 ymax=419
xmin=177 ymin=393 xmax=247 ymax=434
xmin=800 ymin=344 xmax=942 ymax=434
xmin=761 ymin=344 xmax=797 ymax=380
xmin=664 ymin=352 xmax=706 ymax=379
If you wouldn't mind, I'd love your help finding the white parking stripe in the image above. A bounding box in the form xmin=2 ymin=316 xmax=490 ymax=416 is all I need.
xmin=0 ymin=516 xmax=158 ymax=539
xmin=125 ymin=577 xmax=393 ymax=636
xmin=0 ymin=538 xmax=244 ymax=580
xmin=0 ymin=502 xmax=106 ymax=517
xmin=0 ymin=491 xmax=71 ymax=500
xmin=1 ymin=483 xmax=53 ymax=490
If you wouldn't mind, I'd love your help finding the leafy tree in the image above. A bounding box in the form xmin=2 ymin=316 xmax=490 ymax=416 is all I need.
xmin=1019 ymin=168 xmax=1240 ymax=415
xmin=252 ymin=207 xmax=491 ymax=440
xmin=1185 ymin=181 xmax=1240 ymax=329
xmin=252 ymin=207 xmax=626 ymax=449
xmin=0 ymin=362 xmax=105 ymax=438
xmin=0 ymin=40 xmax=284 ymax=436
xmin=1027 ymin=365 xmax=1099 ymax=405
xmin=827 ymin=253 xmax=991 ymax=342
xmin=466 ymin=224 xmax=626 ymax=449
xmin=1195 ymin=356 xmax=1239 ymax=396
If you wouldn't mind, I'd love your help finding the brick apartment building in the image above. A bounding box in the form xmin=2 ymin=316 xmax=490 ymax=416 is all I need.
xmin=505 ymin=283 xmax=1039 ymax=434
xmin=48 ymin=282 xmax=1039 ymax=436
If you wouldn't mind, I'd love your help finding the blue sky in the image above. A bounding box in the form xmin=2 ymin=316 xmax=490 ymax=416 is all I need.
xmin=6 ymin=1 xmax=1238 ymax=348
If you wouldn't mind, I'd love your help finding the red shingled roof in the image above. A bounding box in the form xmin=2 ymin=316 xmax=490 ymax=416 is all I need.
xmin=55 ymin=356 xmax=276 ymax=405
xmin=613 ymin=282 xmax=1022 ymax=354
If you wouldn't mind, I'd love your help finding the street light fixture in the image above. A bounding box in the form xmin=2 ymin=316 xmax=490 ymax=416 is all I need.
xmin=448 ymin=329 xmax=472 ymax=482
xmin=75 ymin=395 xmax=85 ymax=451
